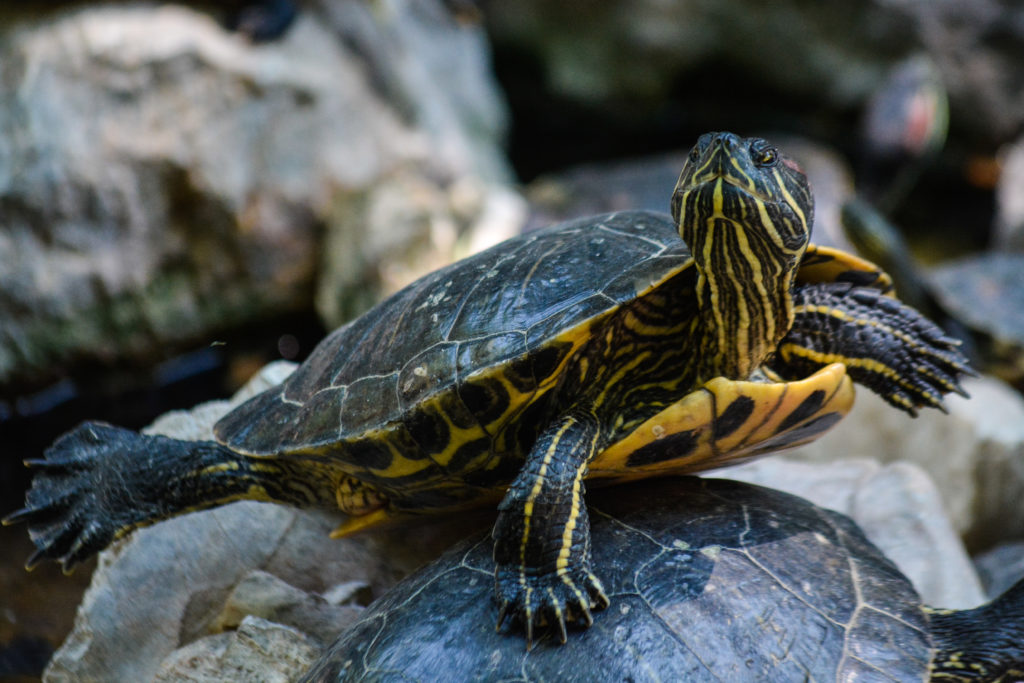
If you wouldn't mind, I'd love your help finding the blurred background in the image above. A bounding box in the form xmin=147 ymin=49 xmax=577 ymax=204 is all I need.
xmin=2 ymin=0 xmax=1024 ymax=679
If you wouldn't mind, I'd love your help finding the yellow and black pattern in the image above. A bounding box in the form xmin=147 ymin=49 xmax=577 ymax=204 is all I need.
xmin=797 ymin=243 xmax=895 ymax=294
xmin=588 ymin=363 xmax=853 ymax=480
xmin=671 ymin=133 xmax=812 ymax=386
xmin=492 ymin=409 xmax=609 ymax=645
xmin=772 ymin=283 xmax=970 ymax=415
xmin=928 ymin=579 xmax=1024 ymax=682
xmin=6 ymin=132 xmax=973 ymax=648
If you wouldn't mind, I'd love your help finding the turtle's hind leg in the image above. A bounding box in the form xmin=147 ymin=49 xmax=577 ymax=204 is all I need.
xmin=771 ymin=282 xmax=973 ymax=415
xmin=3 ymin=422 xmax=330 ymax=572
xmin=928 ymin=577 xmax=1024 ymax=681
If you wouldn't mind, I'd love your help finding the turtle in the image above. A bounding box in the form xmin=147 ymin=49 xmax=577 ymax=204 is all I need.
xmin=4 ymin=132 xmax=970 ymax=645
xmin=299 ymin=476 xmax=1024 ymax=682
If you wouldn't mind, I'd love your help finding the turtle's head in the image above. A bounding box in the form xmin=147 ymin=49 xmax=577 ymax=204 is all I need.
xmin=671 ymin=132 xmax=813 ymax=260
xmin=671 ymin=132 xmax=814 ymax=381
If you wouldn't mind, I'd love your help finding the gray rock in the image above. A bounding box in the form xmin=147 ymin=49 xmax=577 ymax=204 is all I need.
xmin=995 ymin=134 xmax=1024 ymax=252
xmin=153 ymin=615 xmax=319 ymax=683
xmin=523 ymin=152 xmax=687 ymax=232
xmin=726 ymin=458 xmax=985 ymax=609
xmin=316 ymin=169 xmax=525 ymax=327
xmin=212 ymin=570 xmax=364 ymax=647
xmin=0 ymin=0 xmax=512 ymax=387
xmin=43 ymin=362 xmax=479 ymax=683
xmin=974 ymin=542 xmax=1024 ymax=600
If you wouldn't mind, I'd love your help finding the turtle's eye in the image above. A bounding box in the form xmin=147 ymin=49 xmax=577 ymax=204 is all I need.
xmin=753 ymin=144 xmax=778 ymax=167
xmin=688 ymin=146 xmax=700 ymax=163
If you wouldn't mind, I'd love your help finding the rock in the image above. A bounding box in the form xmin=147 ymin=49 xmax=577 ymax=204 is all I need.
xmin=995 ymin=134 xmax=1024 ymax=252
xmin=487 ymin=0 xmax=1024 ymax=141
xmin=726 ymin=458 xmax=985 ymax=609
xmin=316 ymin=170 xmax=525 ymax=327
xmin=974 ymin=542 xmax=1024 ymax=600
xmin=926 ymin=253 xmax=1024 ymax=387
xmin=0 ymin=0 xmax=512 ymax=389
xmin=777 ymin=374 xmax=1024 ymax=551
xmin=42 ymin=362 xmax=483 ymax=683
xmin=523 ymin=152 xmax=687 ymax=232
xmin=212 ymin=570 xmax=364 ymax=647
xmin=154 ymin=615 xmax=319 ymax=683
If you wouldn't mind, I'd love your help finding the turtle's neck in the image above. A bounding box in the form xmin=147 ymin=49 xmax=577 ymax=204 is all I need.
xmin=691 ymin=216 xmax=799 ymax=384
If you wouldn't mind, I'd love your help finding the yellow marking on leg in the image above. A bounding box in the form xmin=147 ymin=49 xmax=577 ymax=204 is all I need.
xmin=191 ymin=462 xmax=240 ymax=477
xmin=777 ymin=344 xmax=920 ymax=410
xmin=794 ymin=304 xmax=936 ymax=356
xmin=555 ymin=421 xmax=598 ymax=613
xmin=518 ymin=418 xmax=577 ymax=592
xmin=547 ymin=587 xmax=562 ymax=622
xmin=330 ymin=507 xmax=396 ymax=538
xmin=778 ymin=344 xmax=896 ymax=379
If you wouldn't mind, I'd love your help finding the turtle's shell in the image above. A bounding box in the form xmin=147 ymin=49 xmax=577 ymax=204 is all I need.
xmin=213 ymin=210 xmax=883 ymax=510
xmin=216 ymin=211 xmax=690 ymax=455
xmin=300 ymin=476 xmax=933 ymax=682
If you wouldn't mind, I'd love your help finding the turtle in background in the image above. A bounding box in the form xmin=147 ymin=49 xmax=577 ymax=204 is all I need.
xmin=5 ymin=132 xmax=969 ymax=645
xmin=302 ymin=477 xmax=1024 ymax=682
xmin=840 ymin=55 xmax=1024 ymax=389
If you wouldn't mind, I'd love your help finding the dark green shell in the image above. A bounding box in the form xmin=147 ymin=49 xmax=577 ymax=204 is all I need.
xmin=300 ymin=477 xmax=935 ymax=681
xmin=215 ymin=211 xmax=694 ymax=456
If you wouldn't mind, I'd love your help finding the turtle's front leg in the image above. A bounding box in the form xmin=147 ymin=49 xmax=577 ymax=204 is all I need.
xmin=492 ymin=409 xmax=609 ymax=647
xmin=771 ymin=282 xmax=973 ymax=414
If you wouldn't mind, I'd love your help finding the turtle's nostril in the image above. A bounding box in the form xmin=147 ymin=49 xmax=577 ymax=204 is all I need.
xmin=716 ymin=133 xmax=740 ymax=151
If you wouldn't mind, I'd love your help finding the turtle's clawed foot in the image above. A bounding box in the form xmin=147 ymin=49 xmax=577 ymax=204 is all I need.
xmin=845 ymin=288 xmax=973 ymax=414
xmin=778 ymin=284 xmax=974 ymax=416
xmin=3 ymin=423 xmax=160 ymax=572
xmin=494 ymin=567 xmax=609 ymax=648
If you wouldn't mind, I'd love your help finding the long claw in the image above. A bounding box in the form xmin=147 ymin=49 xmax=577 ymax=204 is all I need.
xmin=495 ymin=602 xmax=509 ymax=632
xmin=494 ymin=566 xmax=608 ymax=645
xmin=577 ymin=601 xmax=594 ymax=628
xmin=26 ymin=548 xmax=47 ymax=572
xmin=2 ymin=507 xmax=33 ymax=526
